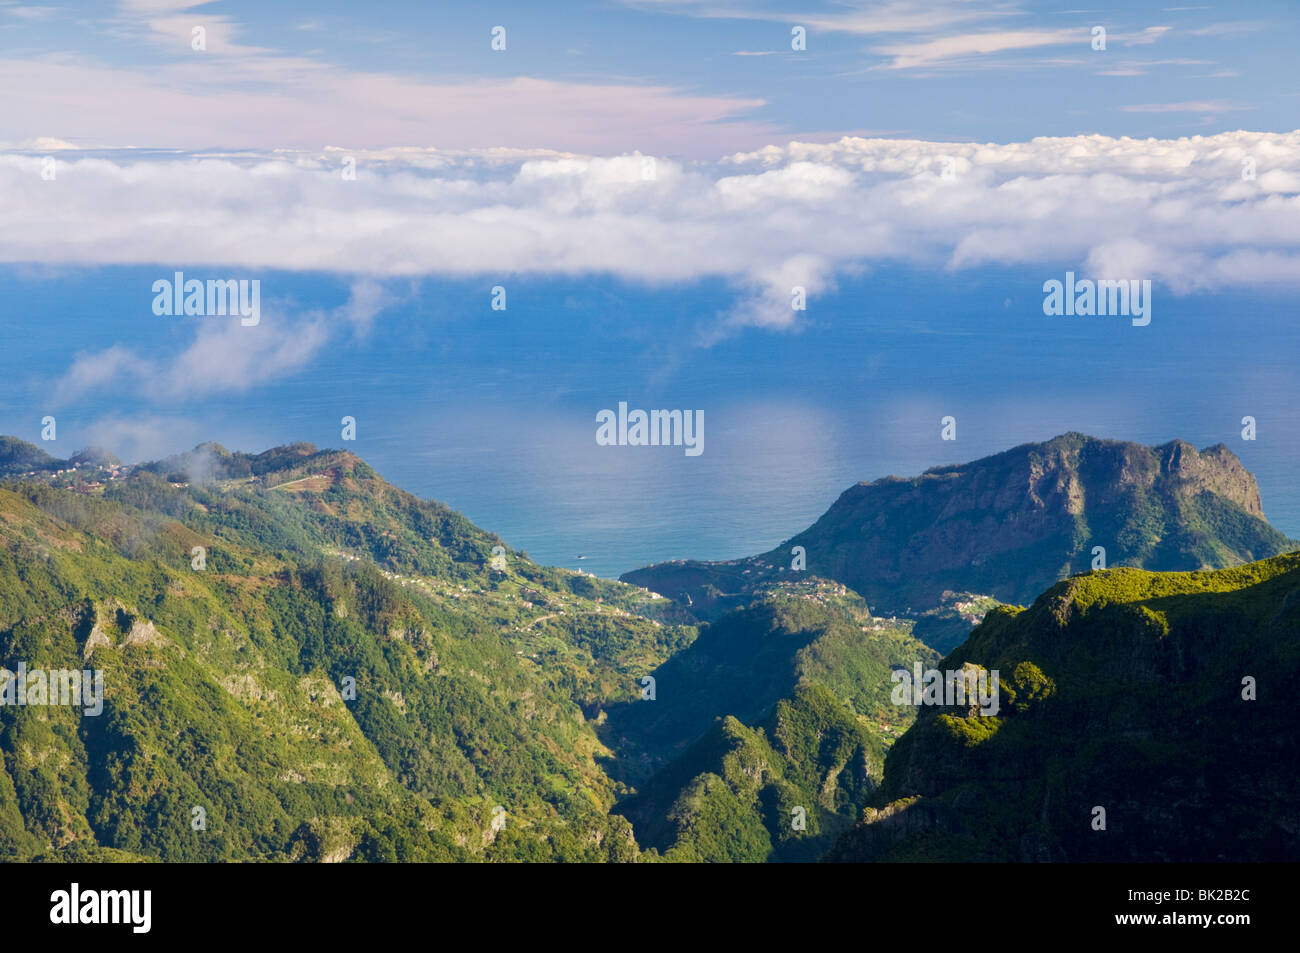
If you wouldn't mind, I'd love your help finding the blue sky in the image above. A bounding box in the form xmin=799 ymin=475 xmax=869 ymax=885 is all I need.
xmin=0 ymin=1 xmax=1298 ymax=574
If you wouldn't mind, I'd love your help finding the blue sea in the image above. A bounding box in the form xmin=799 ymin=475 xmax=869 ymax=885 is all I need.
xmin=2 ymin=265 xmax=1297 ymax=579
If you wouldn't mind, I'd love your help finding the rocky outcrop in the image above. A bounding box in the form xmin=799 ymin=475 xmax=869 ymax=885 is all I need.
xmin=122 ymin=619 xmax=163 ymax=648
xmin=623 ymin=433 xmax=1295 ymax=615
xmin=82 ymin=623 xmax=112 ymax=661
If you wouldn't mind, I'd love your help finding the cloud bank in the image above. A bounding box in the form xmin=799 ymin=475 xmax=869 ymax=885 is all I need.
xmin=4 ymin=132 xmax=1298 ymax=338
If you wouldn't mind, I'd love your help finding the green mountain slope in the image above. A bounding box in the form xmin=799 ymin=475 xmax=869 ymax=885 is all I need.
xmin=0 ymin=436 xmax=59 ymax=476
xmin=0 ymin=444 xmax=693 ymax=861
xmin=828 ymin=552 xmax=1300 ymax=862
xmin=605 ymin=586 xmax=937 ymax=860
xmin=622 ymin=685 xmax=887 ymax=862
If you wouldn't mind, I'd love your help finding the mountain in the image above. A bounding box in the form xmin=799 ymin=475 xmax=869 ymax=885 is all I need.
xmin=3 ymin=433 xmax=1296 ymax=863
xmin=621 ymin=433 xmax=1296 ymax=625
xmin=828 ymin=552 xmax=1300 ymax=862
xmin=0 ymin=441 xmax=694 ymax=861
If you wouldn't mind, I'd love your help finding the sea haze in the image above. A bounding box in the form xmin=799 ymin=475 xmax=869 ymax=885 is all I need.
xmin=2 ymin=265 xmax=1296 ymax=579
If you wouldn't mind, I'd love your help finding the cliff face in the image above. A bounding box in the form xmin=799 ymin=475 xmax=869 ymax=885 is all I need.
xmin=623 ymin=433 xmax=1294 ymax=616
xmin=1161 ymin=440 xmax=1264 ymax=516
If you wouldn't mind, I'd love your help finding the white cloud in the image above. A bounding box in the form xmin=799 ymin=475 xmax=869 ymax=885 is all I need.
xmin=624 ymin=0 xmax=1011 ymax=37
xmin=74 ymin=414 xmax=202 ymax=465
xmin=1186 ymin=21 xmax=1269 ymax=38
xmin=1121 ymin=100 xmax=1254 ymax=114
xmin=50 ymin=282 xmax=389 ymax=407
xmin=5 ymin=130 xmax=1300 ymax=350
xmin=872 ymin=28 xmax=1086 ymax=69
xmin=109 ymin=0 xmax=277 ymax=57
xmin=1120 ymin=26 xmax=1173 ymax=46
xmin=1095 ymin=58 xmax=1215 ymax=77
xmin=628 ymin=3 xmax=1182 ymax=72
xmin=0 ymin=5 xmax=55 ymax=21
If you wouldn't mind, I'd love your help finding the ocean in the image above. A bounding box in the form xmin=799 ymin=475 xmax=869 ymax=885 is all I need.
xmin=2 ymin=265 xmax=1297 ymax=579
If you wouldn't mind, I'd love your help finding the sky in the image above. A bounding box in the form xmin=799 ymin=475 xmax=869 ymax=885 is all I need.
xmin=1 ymin=1 xmax=1298 ymax=151
xmin=0 ymin=0 xmax=1298 ymax=574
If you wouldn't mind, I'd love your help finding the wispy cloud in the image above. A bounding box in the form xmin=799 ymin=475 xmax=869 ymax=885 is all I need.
xmin=109 ymin=0 xmax=273 ymax=57
xmin=0 ymin=56 xmax=775 ymax=156
xmin=1096 ymin=57 xmax=1214 ymax=77
xmin=871 ymin=28 xmax=1086 ymax=70
xmin=0 ymin=4 xmax=56 ymax=21
xmin=1186 ymin=21 xmax=1269 ymax=38
xmin=623 ymin=0 xmax=1011 ymax=36
xmin=1120 ymin=100 xmax=1255 ymax=114
xmin=0 ymin=0 xmax=779 ymax=156
xmin=1121 ymin=25 xmax=1172 ymax=45
xmin=75 ymin=414 xmax=203 ymax=464
xmin=51 ymin=282 xmax=390 ymax=407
